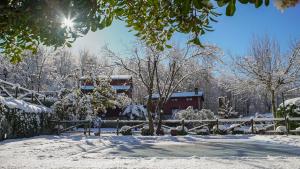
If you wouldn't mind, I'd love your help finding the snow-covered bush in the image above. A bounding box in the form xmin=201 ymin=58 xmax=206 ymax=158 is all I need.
xmin=229 ymin=124 xmax=245 ymax=135
xmin=121 ymin=104 xmax=147 ymax=120
xmin=276 ymin=126 xmax=287 ymax=133
xmin=218 ymin=101 xmax=239 ymax=118
xmin=141 ymin=125 xmax=152 ymax=136
xmin=115 ymin=94 xmax=132 ymax=110
xmin=0 ymin=102 xmax=53 ymax=140
xmin=170 ymin=126 xmax=188 ymax=136
xmin=195 ymin=126 xmax=210 ymax=135
xmin=120 ymin=126 xmax=132 ymax=135
xmin=174 ymin=107 xmax=215 ymax=120
xmin=248 ymin=125 xmax=266 ymax=134
xmin=277 ymin=97 xmax=300 ymax=130
xmin=212 ymin=125 xmax=227 ymax=135
xmin=52 ymin=88 xmax=79 ymax=120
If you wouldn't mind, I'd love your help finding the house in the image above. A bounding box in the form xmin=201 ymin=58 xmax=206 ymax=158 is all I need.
xmin=79 ymin=75 xmax=133 ymax=98
xmin=148 ymin=88 xmax=204 ymax=119
xmin=110 ymin=75 xmax=133 ymax=98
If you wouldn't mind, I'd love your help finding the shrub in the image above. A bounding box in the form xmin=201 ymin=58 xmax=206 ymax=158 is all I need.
xmin=174 ymin=107 xmax=215 ymax=120
xmin=276 ymin=99 xmax=300 ymax=130
xmin=120 ymin=126 xmax=132 ymax=135
xmin=195 ymin=126 xmax=210 ymax=135
xmin=156 ymin=128 xmax=165 ymax=135
xmin=231 ymin=130 xmax=244 ymax=135
xmin=141 ymin=126 xmax=152 ymax=136
xmin=170 ymin=126 xmax=188 ymax=136
xmin=212 ymin=125 xmax=227 ymax=135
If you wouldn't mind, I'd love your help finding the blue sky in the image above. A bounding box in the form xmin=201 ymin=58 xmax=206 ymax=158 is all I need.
xmin=70 ymin=3 xmax=300 ymax=57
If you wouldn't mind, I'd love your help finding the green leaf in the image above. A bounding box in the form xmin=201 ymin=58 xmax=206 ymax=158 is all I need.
xmin=217 ymin=0 xmax=227 ymax=7
xmin=238 ymin=0 xmax=248 ymax=4
xmin=264 ymin=0 xmax=270 ymax=6
xmin=226 ymin=0 xmax=236 ymax=16
xmin=255 ymin=0 xmax=263 ymax=8
xmin=166 ymin=44 xmax=172 ymax=48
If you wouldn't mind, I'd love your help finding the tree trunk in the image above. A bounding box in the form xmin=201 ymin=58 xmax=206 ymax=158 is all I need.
xmin=146 ymin=94 xmax=154 ymax=135
xmin=271 ymin=90 xmax=276 ymax=118
xmin=155 ymin=101 xmax=163 ymax=135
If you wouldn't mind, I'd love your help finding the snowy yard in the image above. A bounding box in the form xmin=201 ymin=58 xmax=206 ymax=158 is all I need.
xmin=1 ymin=133 xmax=300 ymax=169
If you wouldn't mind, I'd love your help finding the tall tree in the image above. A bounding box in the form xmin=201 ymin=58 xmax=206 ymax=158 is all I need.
xmin=225 ymin=36 xmax=300 ymax=117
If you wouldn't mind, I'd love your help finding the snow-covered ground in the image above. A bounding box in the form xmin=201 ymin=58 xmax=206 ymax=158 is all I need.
xmin=1 ymin=133 xmax=300 ymax=169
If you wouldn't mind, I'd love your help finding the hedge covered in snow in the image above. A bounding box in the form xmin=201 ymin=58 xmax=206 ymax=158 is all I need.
xmin=174 ymin=107 xmax=215 ymax=120
xmin=0 ymin=100 xmax=53 ymax=141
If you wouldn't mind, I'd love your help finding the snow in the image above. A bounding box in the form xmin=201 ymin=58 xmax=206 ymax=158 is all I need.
xmin=0 ymin=96 xmax=52 ymax=113
xmin=151 ymin=91 xmax=203 ymax=99
xmin=81 ymin=85 xmax=131 ymax=91
xmin=121 ymin=104 xmax=147 ymax=119
xmin=111 ymin=75 xmax=132 ymax=80
xmin=1 ymin=134 xmax=300 ymax=168
xmin=279 ymin=97 xmax=300 ymax=107
xmin=80 ymin=85 xmax=94 ymax=90
xmin=112 ymin=85 xmax=131 ymax=90
xmin=276 ymin=126 xmax=287 ymax=132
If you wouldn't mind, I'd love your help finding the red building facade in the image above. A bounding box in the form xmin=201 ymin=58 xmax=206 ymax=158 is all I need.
xmin=149 ymin=89 xmax=204 ymax=118
xmin=79 ymin=75 xmax=133 ymax=98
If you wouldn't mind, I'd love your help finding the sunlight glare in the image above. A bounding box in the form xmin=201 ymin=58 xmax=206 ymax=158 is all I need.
xmin=62 ymin=16 xmax=74 ymax=29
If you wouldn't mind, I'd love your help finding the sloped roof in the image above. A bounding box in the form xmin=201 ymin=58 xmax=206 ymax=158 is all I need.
xmin=150 ymin=91 xmax=204 ymax=99
xmin=112 ymin=85 xmax=131 ymax=91
xmin=111 ymin=75 xmax=132 ymax=80
xmin=80 ymin=85 xmax=131 ymax=91
xmin=0 ymin=96 xmax=52 ymax=113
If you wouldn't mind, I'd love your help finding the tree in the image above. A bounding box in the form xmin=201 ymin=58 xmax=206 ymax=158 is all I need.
xmin=225 ymin=36 xmax=300 ymax=118
xmin=106 ymin=42 xmax=221 ymax=134
xmin=53 ymin=76 xmax=119 ymax=120
xmin=0 ymin=0 xmax=279 ymax=62
xmin=153 ymin=44 xmax=222 ymax=134
xmin=105 ymin=43 xmax=159 ymax=135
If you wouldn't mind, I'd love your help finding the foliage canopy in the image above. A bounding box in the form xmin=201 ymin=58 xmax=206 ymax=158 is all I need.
xmin=0 ymin=0 xmax=287 ymax=62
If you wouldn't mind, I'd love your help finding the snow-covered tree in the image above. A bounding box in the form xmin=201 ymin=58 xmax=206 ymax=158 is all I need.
xmin=53 ymin=76 xmax=122 ymax=120
xmin=222 ymin=36 xmax=300 ymax=117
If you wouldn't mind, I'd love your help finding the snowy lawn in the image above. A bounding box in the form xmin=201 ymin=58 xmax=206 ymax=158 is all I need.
xmin=1 ymin=133 xmax=300 ymax=169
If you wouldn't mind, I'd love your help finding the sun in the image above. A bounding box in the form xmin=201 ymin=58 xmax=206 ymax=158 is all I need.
xmin=62 ymin=16 xmax=74 ymax=29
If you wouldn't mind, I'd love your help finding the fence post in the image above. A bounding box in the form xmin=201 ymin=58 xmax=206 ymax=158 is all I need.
xmin=286 ymin=116 xmax=289 ymax=135
xmin=57 ymin=121 xmax=60 ymax=135
xmin=15 ymin=86 xmax=18 ymax=98
xmin=181 ymin=119 xmax=185 ymax=132
xmin=216 ymin=119 xmax=219 ymax=131
xmin=251 ymin=118 xmax=254 ymax=134
xmin=88 ymin=120 xmax=91 ymax=136
xmin=116 ymin=119 xmax=119 ymax=136
xmin=98 ymin=121 xmax=102 ymax=137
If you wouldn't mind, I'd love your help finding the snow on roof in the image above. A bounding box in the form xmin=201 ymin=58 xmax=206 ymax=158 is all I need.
xmin=111 ymin=75 xmax=132 ymax=80
xmin=80 ymin=75 xmax=132 ymax=80
xmin=80 ymin=85 xmax=131 ymax=91
xmin=150 ymin=91 xmax=203 ymax=99
xmin=0 ymin=96 xmax=52 ymax=113
xmin=112 ymin=85 xmax=131 ymax=91
xmin=279 ymin=97 xmax=300 ymax=107
xmin=80 ymin=86 xmax=94 ymax=90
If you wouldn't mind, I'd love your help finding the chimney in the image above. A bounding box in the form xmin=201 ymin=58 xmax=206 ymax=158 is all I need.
xmin=194 ymin=87 xmax=199 ymax=95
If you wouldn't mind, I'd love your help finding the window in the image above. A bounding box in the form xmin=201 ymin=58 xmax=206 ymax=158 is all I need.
xmin=186 ymin=98 xmax=192 ymax=101
xmin=171 ymin=98 xmax=178 ymax=101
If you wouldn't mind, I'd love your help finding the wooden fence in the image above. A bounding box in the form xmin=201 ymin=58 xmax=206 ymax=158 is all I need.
xmin=50 ymin=117 xmax=300 ymax=136
xmin=102 ymin=117 xmax=300 ymax=135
